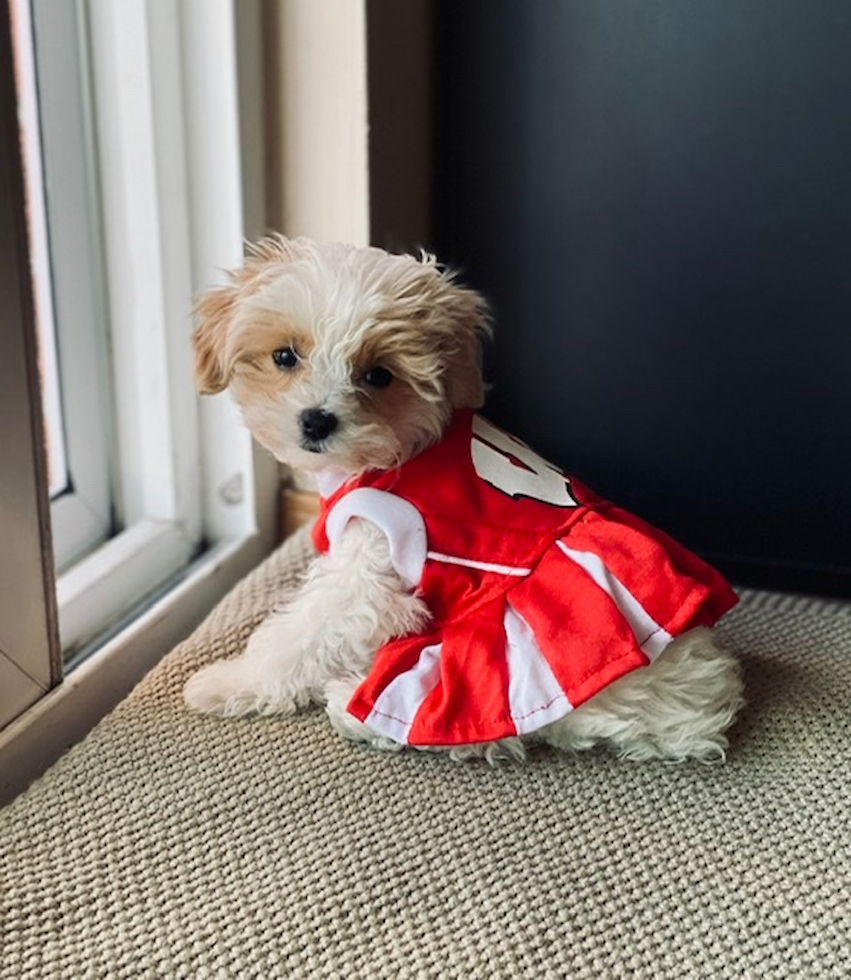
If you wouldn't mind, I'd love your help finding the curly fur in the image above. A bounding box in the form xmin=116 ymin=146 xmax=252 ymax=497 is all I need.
xmin=184 ymin=236 xmax=744 ymax=764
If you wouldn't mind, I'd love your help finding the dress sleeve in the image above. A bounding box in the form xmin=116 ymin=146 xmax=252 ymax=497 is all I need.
xmin=324 ymin=488 xmax=428 ymax=590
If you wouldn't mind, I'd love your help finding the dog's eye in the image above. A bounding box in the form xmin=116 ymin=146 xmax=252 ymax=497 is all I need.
xmin=272 ymin=347 xmax=299 ymax=370
xmin=364 ymin=366 xmax=393 ymax=388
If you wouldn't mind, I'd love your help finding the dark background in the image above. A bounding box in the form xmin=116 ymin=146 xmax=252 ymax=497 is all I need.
xmin=368 ymin=1 xmax=851 ymax=598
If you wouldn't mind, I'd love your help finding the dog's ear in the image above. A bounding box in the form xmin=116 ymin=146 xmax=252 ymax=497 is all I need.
xmin=193 ymin=235 xmax=299 ymax=394
xmin=441 ymin=281 xmax=492 ymax=410
xmin=192 ymin=284 xmax=240 ymax=394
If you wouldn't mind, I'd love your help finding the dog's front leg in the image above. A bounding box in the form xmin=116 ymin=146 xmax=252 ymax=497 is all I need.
xmin=184 ymin=521 xmax=429 ymax=719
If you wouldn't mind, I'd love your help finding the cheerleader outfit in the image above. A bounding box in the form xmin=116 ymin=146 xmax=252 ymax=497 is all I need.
xmin=313 ymin=411 xmax=737 ymax=747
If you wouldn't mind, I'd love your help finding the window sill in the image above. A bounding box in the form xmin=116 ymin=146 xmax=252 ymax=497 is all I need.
xmin=0 ymin=530 xmax=272 ymax=806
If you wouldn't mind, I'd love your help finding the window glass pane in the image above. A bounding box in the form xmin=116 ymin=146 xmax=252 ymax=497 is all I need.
xmin=25 ymin=0 xmax=115 ymax=572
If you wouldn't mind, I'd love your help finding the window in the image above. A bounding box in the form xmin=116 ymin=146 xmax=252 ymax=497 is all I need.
xmin=15 ymin=0 xmax=276 ymax=655
xmin=1 ymin=0 xmax=278 ymax=794
xmin=19 ymin=0 xmax=114 ymax=579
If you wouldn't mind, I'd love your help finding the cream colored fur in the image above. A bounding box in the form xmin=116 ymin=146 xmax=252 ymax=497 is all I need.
xmin=184 ymin=236 xmax=744 ymax=763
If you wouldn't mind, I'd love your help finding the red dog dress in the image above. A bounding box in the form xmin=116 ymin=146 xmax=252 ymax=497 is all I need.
xmin=313 ymin=411 xmax=737 ymax=747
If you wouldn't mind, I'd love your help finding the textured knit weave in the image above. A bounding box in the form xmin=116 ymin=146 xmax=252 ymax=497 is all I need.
xmin=1 ymin=528 xmax=850 ymax=979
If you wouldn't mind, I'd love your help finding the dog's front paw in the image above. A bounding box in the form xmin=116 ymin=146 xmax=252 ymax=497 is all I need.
xmin=183 ymin=660 xmax=309 ymax=718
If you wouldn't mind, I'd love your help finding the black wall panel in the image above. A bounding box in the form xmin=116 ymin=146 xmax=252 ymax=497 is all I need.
xmin=433 ymin=0 xmax=851 ymax=596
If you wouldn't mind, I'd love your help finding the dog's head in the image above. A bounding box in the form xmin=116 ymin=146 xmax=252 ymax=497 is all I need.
xmin=193 ymin=236 xmax=490 ymax=476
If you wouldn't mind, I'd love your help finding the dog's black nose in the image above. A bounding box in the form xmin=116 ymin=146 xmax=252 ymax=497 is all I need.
xmin=300 ymin=407 xmax=338 ymax=445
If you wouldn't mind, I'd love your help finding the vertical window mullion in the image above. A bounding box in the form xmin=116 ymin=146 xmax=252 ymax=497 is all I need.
xmin=85 ymin=0 xmax=198 ymax=536
xmin=181 ymin=0 xmax=262 ymax=543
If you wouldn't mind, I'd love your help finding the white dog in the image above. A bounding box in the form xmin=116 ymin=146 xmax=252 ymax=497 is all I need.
xmin=184 ymin=236 xmax=743 ymax=763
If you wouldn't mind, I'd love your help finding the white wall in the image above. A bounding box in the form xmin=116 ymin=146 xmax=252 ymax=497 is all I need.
xmin=267 ymin=0 xmax=370 ymax=246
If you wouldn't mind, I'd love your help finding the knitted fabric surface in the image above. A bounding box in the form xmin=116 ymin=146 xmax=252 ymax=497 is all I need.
xmin=2 ymin=528 xmax=850 ymax=979
xmin=314 ymin=411 xmax=737 ymax=746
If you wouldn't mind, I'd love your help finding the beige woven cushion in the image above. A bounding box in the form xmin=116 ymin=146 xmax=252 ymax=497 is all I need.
xmin=2 ymin=528 xmax=850 ymax=978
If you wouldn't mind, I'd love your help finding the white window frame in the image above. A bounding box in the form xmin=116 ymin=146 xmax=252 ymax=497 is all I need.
xmin=0 ymin=0 xmax=279 ymax=802
xmin=24 ymin=0 xmax=115 ymax=574
xmin=41 ymin=0 xmax=275 ymax=656
xmin=55 ymin=0 xmax=204 ymax=652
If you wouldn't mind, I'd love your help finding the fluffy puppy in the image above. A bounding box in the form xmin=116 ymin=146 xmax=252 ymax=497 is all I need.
xmin=184 ymin=236 xmax=743 ymax=763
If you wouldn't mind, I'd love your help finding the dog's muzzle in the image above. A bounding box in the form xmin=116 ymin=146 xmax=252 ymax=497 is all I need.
xmin=299 ymin=408 xmax=338 ymax=451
